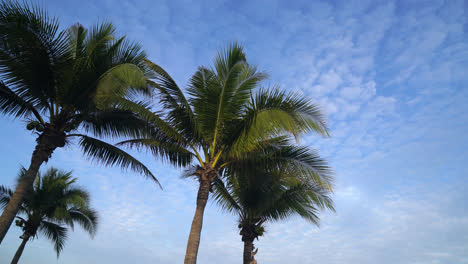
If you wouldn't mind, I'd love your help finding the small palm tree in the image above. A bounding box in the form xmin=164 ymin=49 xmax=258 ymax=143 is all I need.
xmin=0 ymin=167 xmax=98 ymax=264
xmin=119 ymin=43 xmax=330 ymax=264
xmin=212 ymin=137 xmax=334 ymax=264
xmin=0 ymin=1 xmax=157 ymax=241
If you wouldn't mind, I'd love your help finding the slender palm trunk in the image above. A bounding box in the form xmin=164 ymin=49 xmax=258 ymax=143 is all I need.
xmin=184 ymin=179 xmax=211 ymax=264
xmin=243 ymin=238 xmax=254 ymax=264
xmin=0 ymin=137 xmax=58 ymax=244
xmin=11 ymin=234 xmax=30 ymax=264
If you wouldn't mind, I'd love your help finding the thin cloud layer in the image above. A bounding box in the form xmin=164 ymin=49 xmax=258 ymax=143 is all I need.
xmin=0 ymin=0 xmax=467 ymax=263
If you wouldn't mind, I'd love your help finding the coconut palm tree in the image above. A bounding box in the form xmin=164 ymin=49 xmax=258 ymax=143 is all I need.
xmin=0 ymin=167 xmax=98 ymax=264
xmin=118 ymin=43 xmax=330 ymax=264
xmin=0 ymin=1 xmax=158 ymax=242
xmin=211 ymin=137 xmax=334 ymax=264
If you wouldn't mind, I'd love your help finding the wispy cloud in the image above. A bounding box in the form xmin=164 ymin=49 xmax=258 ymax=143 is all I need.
xmin=0 ymin=0 xmax=467 ymax=263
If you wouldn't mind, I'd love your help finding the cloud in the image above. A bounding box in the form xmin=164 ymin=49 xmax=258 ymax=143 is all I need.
xmin=0 ymin=0 xmax=467 ymax=263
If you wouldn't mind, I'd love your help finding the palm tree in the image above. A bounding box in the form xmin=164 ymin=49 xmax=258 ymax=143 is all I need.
xmin=0 ymin=167 xmax=98 ymax=264
xmin=0 ymin=1 xmax=157 ymax=242
xmin=119 ymin=43 xmax=330 ymax=264
xmin=211 ymin=137 xmax=334 ymax=264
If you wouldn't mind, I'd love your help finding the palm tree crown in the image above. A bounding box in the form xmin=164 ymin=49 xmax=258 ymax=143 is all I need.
xmin=0 ymin=1 xmax=159 ymax=242
xmin=0 ymin=167 xmax=97 ymax=263
xmin=0 ymin=2 xmax=154 ymax=178
xmin=212 ymin=136 xmax=334 ymax=263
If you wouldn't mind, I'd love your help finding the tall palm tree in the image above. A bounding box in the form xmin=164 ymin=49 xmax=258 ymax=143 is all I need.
xmin=0 ymin=167 xmax=98 ymax=264
xmin=119 ymin=43 xmax=329 ymax=264
xmin=211 ymin=137 xmax=334 ymax=264
xmin=0 ymin=1 xmax=157 ymax=242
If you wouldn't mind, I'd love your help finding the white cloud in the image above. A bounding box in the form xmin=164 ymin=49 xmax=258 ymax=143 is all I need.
xmin=1 ymin=0 xmax=467 ymax=263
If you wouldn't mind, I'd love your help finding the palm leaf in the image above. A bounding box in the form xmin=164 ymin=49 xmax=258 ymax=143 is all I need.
xmin=0 ymin=81 xmax=44 ymax=121
xmin=0 ymin=1 xmax=70 ymax=110
xmin=145 ymin=59 xmax=201 ymax=143
xmin=39 ymin=221 xmax=68 ymax=257
xmin=211 ymin=177 xmax=241 ymax=213
xmin=68 ymin=207 xmax=98 ymax=237
xmin=117 ymin=138 xmax=193 ymax=167
xmin=0 ymin=185 xmax=13 ymax=209
xmin=78 ymin=108 xmax=152 ymax=139
xmin=73 ymin=134 xmax=160 ymax=186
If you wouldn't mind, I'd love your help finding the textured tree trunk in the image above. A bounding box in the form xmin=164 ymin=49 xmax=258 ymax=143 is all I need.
xmin=184 ymin=179 xmax=211 ymax=264
xmin=0 ymin=138 xmax=57 ymax=244
xmin=243 ymin=238 xmax=254 ymax=264
xmin=11 ymin=234 xmax=30 ymax=264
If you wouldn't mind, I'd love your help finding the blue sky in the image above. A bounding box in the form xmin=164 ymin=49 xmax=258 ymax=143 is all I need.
xmin=0 ymin=0 xmax=467 ymax=263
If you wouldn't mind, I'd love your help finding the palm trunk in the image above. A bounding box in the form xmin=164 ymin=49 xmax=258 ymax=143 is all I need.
xmin=184 ymin=179 xmax=211 ymax=264
xmin=0 ymin=139 xmax=56 ymax=244
xmin=11 ymin=234 xmax=30 ymax=264
xmin=243 ymin=238 xmax=254 ymax=264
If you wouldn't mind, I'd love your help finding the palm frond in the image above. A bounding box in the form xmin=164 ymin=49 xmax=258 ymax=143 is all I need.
xmin=74 ymin=134 xmax=160 ymax=186
xmin=211 ymin=177 xmax=241 ymax=213
xmin=61 ymin=188 xmax=90 ymax=209
xmin=145 ymin=59 xmax=201 ymax=143
xmin=113 ymin=98 xmax=187 ymax=144
xmin=39 ymin=221 xmax=67 ymax=257
xmin=228 ymin=88 xmax=329 ymax=155
xmin=78 ymin=107 xmax=152 ymax=139
xmin=94 ymin=63 xmax=147 ymax=108
xmin=0 ymin=81 xmax=44 ymax=121
xmin=0 ymin=185 xmax=13 ymax=209
xmin=84 ymin=21 xmax=115 ymax=57
xmin=117 ymin=138 xmax=193 ymax=167
xmin=68 ymin=207 xmax=98 ymax=237
xmin=0 ymin=1 xmax=70 ymax=111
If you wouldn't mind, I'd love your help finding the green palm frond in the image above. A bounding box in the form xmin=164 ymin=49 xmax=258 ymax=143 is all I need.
xmin=67 ymin=207 xmax=98 ymax=237
xmin=213 ymin=137 xmax=334 ymax=241
xmin=39 ymin=221 xmax=67 ymax=257
xmin=94 ymin=63 xmax=147 ymax=108
xmin=228 ymin=88 xmax=329 ymax=156
xmin=117 ymin=138 xmax=193 ymax=167
xmin=0 ymin=1 xmax=69 ymax=113
xmin=0 ymin=185 xmax=13 ymax=209
xmin=213 ymin=42 xmax=247 ymax=82
xmin=226 ymin=137 xmax=333 ymax=190
xmin=145 ymin=59 xmax=202 ymax=144
xmin=84 ymin=21 xmax=115 ymax=58
xmin=74 ymin=134 xmax=159 ymax=186
xmin=114 ymin=98 xmax=187 ymax=144
xmin=60 ymin=188 xmax=90 ymax=209
xmin=260 ymin=183 xmax=334 ymax=225
xmin=211 ymin=177 xmax=241 ymax=213
xmin=78 ymin=108 xmax=152 ymax=139
xmin=0 ymin=81 xmax=44 ymax=121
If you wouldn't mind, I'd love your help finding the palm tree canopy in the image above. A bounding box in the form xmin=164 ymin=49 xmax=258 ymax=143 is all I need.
xmin=0 ymin=1 xmax=158 ymax=182
xmin=0 ymin=167 xmax=98 ymax=256
xmin=120 ymin=43 xmax=329 ymax=174
xmin=212 ymin=136 xmax=334 ymax=240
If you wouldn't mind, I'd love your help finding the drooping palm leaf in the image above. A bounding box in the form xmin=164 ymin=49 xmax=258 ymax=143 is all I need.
xmin=39 ymin=220 xmax=67 ymax=256
xmin=73 ymin=134 xmax=159 ymax=186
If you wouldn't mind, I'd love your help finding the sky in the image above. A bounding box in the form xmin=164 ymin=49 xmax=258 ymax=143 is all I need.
xmin=0 ymin=0 xmax=467 ymax=263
